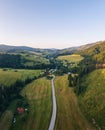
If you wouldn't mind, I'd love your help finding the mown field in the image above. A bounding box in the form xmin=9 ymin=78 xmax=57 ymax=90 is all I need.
xmin=54 ymin=75 xmax=95 ymax=130
xmin=10 ymin=77 xmax=52 ymax=130
xmin=0 ymin=101 xmax=17 ymax=130
xmin=79 ymin=69 xmax=105 ymax=130
xmin=0 ymin=69 xmax=42 ymax=87
xmin=57 ymin=54 xmax=84 ymax=63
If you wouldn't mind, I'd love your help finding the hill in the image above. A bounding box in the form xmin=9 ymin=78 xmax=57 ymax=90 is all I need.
xmin=0 ymin=44 xmax=59 ymax=69
xmin=56 ymin=43 xmax=96 ymax=56
xmin=79 ymin=69 xmax=105 ymax=129
xmin=0 ymin=77 xmax=51 ymax=130
xmin=54 ymin=47 xmax=78 ymax=56
xmin=76 ymin=41 xmax=105 ymax=63
xmin=20 ymin=78 xmax=51 ymax=130
xmin=76 ymin=41 xmax=105 ymax=55
xmin=53 ymin=40 xmax=105 ymax=56
xmin=0 ymin=69 xmax=42 ymax=116
xmin=0 ymin=41 xmax=105 ymax=58
xmin=0 ymin=44 xmax=58 ymax=55
xmin=0 ymin=53 xmax=51 ymax=69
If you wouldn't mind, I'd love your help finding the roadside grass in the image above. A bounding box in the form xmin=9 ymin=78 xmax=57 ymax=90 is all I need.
xmin=79 ymin=69 xmax=105 ymax=129
xmin=0 ymin=69 xmax=42 ymax=87
xmin=54 ymin=75 xmax=95 ymax=130
xmin=57 ymin=54 xmax=84 ymax=63
xmin=10 ymin=77 xmax=52 ymax=130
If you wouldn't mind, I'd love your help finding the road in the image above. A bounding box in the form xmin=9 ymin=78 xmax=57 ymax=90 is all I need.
xmin=48 ymin=76 xmax=57 ymax=130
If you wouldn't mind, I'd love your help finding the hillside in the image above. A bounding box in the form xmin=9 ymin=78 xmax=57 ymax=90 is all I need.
xmin=10 ymin=77 xmax=52 ymax=130
xmin=0 ymin=69 xmax=42 ymax=116
xmin=0 ymin=44 xmax=59 ymax=69
xmin=0 ymin=41 xmax=105 ymax=58
xmin=0 ymin=77 xmax=52 ymax=130
xmin=79 ymin=69 xmax=105 ymax=129
xmin=0 ymin=44 xmax=58 ymax=55
xmin=76 ymin=41 xmax=105 ymax=63
xmin=76 ymin=41 xmax=105 ymax=55
xmin=51 ymin=40 xmax=105 ymax=58
xmin=57 ymin=54 xmax=84 ymax=63
xmin=0 ymin=52 xmax=51 ymax=69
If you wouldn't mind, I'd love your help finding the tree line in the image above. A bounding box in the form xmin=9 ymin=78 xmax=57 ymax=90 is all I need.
xmin=0 ymin=54 xmax=56 ymax=69
xmin=68 ymin=56 xmax=96 ymax=94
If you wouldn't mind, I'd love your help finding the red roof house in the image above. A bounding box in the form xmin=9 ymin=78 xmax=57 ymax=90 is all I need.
xmin=17 ymin=107 xmax=24 ymax=114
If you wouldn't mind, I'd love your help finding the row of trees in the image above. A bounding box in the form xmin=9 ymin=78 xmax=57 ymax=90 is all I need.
xmin=68 ymin=73 xmax=78 ymax=87
xmin=0 ymin=54 xmax=22 ymax=68
xmin=68 ymin=56 xmax=96 ymax=94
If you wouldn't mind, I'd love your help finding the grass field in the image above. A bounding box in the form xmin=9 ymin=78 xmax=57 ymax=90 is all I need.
xmin=0 ymin=100 xmax=18 ymax=130
xmin=79 ymin=69 xmax=105 ymax=129
xmin=57 ymin=54 xmax=84 ymax=63
xmin=54 ymin=75 xmax=95 ymax=130
xmin=0 ymin=110 xmax=13 ymax=130
xmin=10 ymin=77 xmax=52 ymax=130
xmin=0 ymin=69 xmax=43 ymax=130
xmin=0 ymin=69 xmax=42 ymax=87
xmin=21 ymin=52 xmax=50 ymax=68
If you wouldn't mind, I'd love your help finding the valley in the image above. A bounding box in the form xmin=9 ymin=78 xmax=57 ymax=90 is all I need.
xmin=0 ymin=41 xmax=105 ymax=130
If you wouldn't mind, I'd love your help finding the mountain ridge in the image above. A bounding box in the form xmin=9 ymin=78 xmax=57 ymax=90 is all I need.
xmin=0 ymin=40 xmax=105 ymax=55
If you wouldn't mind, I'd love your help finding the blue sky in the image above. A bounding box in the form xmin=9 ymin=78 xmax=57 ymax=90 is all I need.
xmin=0 ymin=0 xmax=105 ymax=48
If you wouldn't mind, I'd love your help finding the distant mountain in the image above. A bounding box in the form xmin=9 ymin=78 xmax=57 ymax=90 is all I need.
xmin=76 ymin=43 xmax=96 ymax=51
xmin=0 ymin=44 xmax=15 ymax=52
xmin=54 ymin=42 xmax=98 ymax=56
xmin=0 ymin=44 xmax=58 ymax=55
xmin=58 ymin=40 xmax=105 ymax=55
xmin=55 ymin=47 xmax=78 ymax=56
xmin=0 ymin=40 xmax=105 ymax=58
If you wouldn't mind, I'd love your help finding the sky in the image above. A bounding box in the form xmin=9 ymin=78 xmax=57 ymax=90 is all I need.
xmin=0 ymin=0 xmax=105 ymax=49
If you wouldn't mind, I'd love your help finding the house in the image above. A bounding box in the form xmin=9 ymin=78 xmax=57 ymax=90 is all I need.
xmin=17 ymin=107 xmax=24 ymax=114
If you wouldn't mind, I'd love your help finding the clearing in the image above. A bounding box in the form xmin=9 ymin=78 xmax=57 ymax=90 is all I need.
xmin=57 ymin=54 xmax=84 ymax=63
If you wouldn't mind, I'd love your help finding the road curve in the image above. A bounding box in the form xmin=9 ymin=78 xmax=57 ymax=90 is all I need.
xmin=48 ymin=76 xmax=57 ymax=130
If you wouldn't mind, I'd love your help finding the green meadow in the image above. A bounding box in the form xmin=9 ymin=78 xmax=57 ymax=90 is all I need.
xmin=0 ymin=69 xmax=42 ymax=87
xmin=54 ymin=75 xmax=95 ymax=130
xmin=10 ymin=77 xmax=52 ymax=130
xmin=57 ymin=54 xmax=84 ymax=63
xmin=0 ymin=69 xmax=44 ymax=130
xmin=79 ymin=69 xmax=105 ymax=129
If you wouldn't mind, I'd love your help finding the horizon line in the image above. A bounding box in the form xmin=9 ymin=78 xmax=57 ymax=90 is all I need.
xmin=0 ymin=40 xmax=105 ymax=49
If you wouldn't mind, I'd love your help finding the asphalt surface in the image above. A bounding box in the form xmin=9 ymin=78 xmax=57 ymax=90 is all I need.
xmin=48 ymin=76 xmax=57 ymax=130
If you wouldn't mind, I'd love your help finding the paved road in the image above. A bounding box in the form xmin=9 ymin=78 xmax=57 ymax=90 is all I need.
xmin=48 ymin=76 xmax=57 ymax=130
